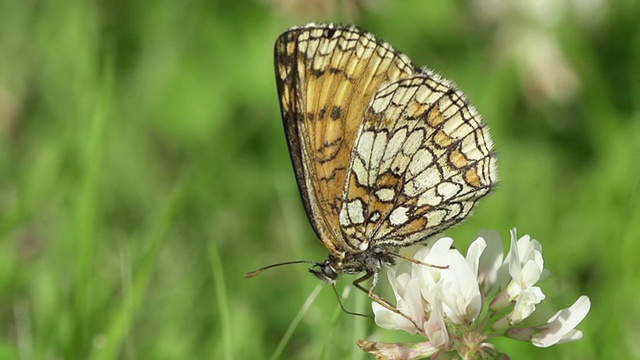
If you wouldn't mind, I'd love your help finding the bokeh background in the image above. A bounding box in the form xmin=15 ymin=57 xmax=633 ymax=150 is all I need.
xmin=1 ymin=0 xmax=638 ymax=359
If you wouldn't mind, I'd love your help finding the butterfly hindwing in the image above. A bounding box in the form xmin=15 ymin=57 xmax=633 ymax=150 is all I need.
xmin=340 ymin=74 xmax=497 ymax=248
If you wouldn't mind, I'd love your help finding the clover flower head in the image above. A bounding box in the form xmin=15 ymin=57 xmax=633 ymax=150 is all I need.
xmin=359 ymin=228 xmax=590 ymax=360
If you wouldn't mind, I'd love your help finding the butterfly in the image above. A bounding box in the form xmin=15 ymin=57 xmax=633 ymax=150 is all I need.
xmin=250 ymin=23 xmax=497 ymax=314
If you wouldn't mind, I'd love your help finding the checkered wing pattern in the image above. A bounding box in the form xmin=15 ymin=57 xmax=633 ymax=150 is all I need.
xmin=275 ymin=23 xmax=497 ymax=263
xmin=340 ymin=75 xmax=496 ymax=249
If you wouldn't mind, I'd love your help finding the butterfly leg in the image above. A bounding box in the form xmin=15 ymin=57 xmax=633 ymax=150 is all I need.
xmin=352 ymin=271 xmax=423 ymax=331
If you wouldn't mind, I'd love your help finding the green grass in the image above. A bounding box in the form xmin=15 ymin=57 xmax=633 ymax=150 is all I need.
xmin=1 ymin=1 xmax=639 ymax=359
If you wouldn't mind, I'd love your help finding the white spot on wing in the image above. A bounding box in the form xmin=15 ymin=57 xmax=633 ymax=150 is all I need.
xmin=369 ymin=131 xmax=388 ymax=175
xmin=340 ymin=199 xmax=366 ymax=227
xmin=354 ymin=131 xmax=375 ymax=186
xmin=407 ymin=148 xmax=434 ymax=176
xmin=405 ymin=164 xmax=440 ymax=197
xmin=417 ymin=188 xmax=443 ymax=206
xmin=383 ymin=128 xmax=407 ymax=162
xmin=461 ymin=133 xmax=485 ymax=160
xmin=389 ymin=206 xmax=410 ymax=226
xmin=375 ymin=188 xmax=396 ymax=202
xmin=437 ymin=182 xmax=462 ymax=199
xmin=402 ymin=129 xmax=424 ymax=155
xmin=425 ymin=209 xmax=447 ymax=227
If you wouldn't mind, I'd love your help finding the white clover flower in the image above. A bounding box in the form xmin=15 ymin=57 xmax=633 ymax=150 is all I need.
xmin=359 ymin=228 xmax=590 ymax=360
xmin=438 ymin=244 xmax=482 ymax=325
xmin=476 ymin=230 xmax=509 ymax=294
xmin=507 ymin=295 xmax=591 ymax=348
xmin=373 ymin=262 xmax=424 ymax=334
xmin=505 ymin=229 xmax=545 ymax=301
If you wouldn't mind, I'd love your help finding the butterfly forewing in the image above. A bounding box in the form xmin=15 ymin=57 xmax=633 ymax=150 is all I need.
xmin=275 ymin=24 xmax=418 ymax=255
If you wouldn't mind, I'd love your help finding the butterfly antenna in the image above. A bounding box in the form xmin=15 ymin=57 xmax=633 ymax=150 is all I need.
xmin=244 ymin=260 xmax=319 ymax=278
xmin=332 ymin=284 xmax=372 ymax=319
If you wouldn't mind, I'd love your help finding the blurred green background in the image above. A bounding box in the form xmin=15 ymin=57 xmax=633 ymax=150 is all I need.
xmin=1 ymin=0 xmax=638 ymax=359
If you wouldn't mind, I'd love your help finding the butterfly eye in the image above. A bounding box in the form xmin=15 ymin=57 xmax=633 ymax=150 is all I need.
xmin=321 ymin=261 xmax=338 ymax=280
xmin=309 ymin=260 xmax=338 ymax=283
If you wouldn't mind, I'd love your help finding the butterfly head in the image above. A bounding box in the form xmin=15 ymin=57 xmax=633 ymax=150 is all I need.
xmin=309 ymin=259 xmax=339 ymax=284
xmin=308 ymin=250 xmax=396 ymax=284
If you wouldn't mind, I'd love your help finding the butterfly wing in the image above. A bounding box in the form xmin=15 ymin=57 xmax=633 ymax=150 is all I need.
xmin=274 ymin=23 xmax=417 ymax=254
xmin=340 ymin=72 xmax=497 ymax=248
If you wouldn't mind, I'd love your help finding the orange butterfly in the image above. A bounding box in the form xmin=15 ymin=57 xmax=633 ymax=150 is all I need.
xmin=249 ymin=23 xmax=497 ymax=316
